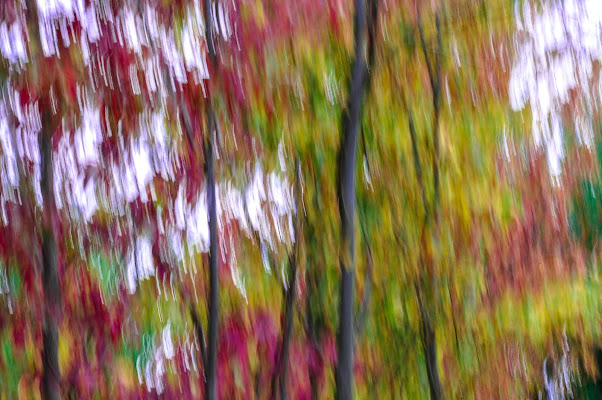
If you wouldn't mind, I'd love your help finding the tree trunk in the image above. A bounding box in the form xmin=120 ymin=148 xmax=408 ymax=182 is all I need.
xmin=40 ymin=121 xmax=61 ymax=400
xmin=272 ymin=163 xmax=302 ymax=400
xmin=272 ymin=252 xmax=297 ymax=400
xmin=23 ymin=2 xmax=63 ymax=396
xmin=421 ymin=303 xmax=442 ymax=400
xmin=305 ymin=254 xmax=322 ymax=400
xmin=416 ymin=14 xmax=444 ymax=400
xmin=204 ymin=109 xmax=219 ymax=400
xmin=335 ymin=0 xmax=368 ymax=398
xmin=204 ymin=0 xmax=219 ymax=397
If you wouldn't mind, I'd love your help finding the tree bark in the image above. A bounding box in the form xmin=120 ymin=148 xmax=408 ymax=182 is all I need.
xmin=335 ymin=0 xmax=368 ymax=398
xmin=22 ymin=3 xmax=63 ymax=397
xmin=204 ymin=0 xmax=219 ymax=398
xmin=40 ymin=120 xmax=61 ymax=400
xmin=204 ymin=109 xmax=219 ymax=400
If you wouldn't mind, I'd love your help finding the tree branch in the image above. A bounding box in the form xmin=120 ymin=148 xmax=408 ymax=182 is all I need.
xmin=431 ymin=14 xmax=443 ymax=226
xmin=417 ymin=13 xmax=443 ymax=224
xmin=190 ymin=304 xmax=208 ymax=369
xmin=409 ymin=112 xmax=429 ymax=218
xmin=360 ymin=0 xmax=379 ymax=180
xmin=418 ymin=13 xmax=442 ymax=99
xmin=418 ymin=16 xmax=436 ymax=97
xmin=365 ymin=0 xmax=380 ymax=94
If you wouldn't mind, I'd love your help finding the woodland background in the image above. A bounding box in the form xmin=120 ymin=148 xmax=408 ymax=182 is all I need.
xmin=1 ymin=0 xmax=602 ymax=398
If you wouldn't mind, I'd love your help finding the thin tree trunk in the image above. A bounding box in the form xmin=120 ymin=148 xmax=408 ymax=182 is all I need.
xmin=270 ymin=163 xmax=302 ymax=400
xmin=204 ymin=0 xmax=219 ymax=398
xmin=271 ymin=252 xmax=297 ymax=400
xmin=204 ymin=109 xmax=219 ymax=400
xmin=416 ymin=280 xmax=442 ymax=400
xmin=335 ymin=0 xmax=368 ymax=398
xmin=423 ymin=312 xmax=442 ymax=400
xmin=305 ymin=254 xmax=322 ymax=400
xmin=355 ymin=0 xmax=378 ymax=339
xmin=410 ymin=111 xmax=443 ymax=400
xmin=416 ymin=14 xmax=443 ymax=400
xmin=145 ymin=0 xmax=214 ymax=388
xmin=40 ymin=119 xmax=61 ymax=400
xmin=190 ymin=304 xmax=208 ymax=372
xmin=23 ymin=1 xmax=62 ymax=397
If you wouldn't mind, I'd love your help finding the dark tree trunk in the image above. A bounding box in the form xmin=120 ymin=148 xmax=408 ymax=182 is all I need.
xmin=40 ymin=121 xmax=61 ymax=400
xmin=335 ymin=0 xmax=368 ymax=398
xmin=420 ymin=301 xmax=442 ymax=400
xmin=24 ymin=1 xmax=62 ymax=396
xmin=204 ymin=109 xmax=219 ymax=400
xmin=204 ymin=0 xmax=219 ymax=398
